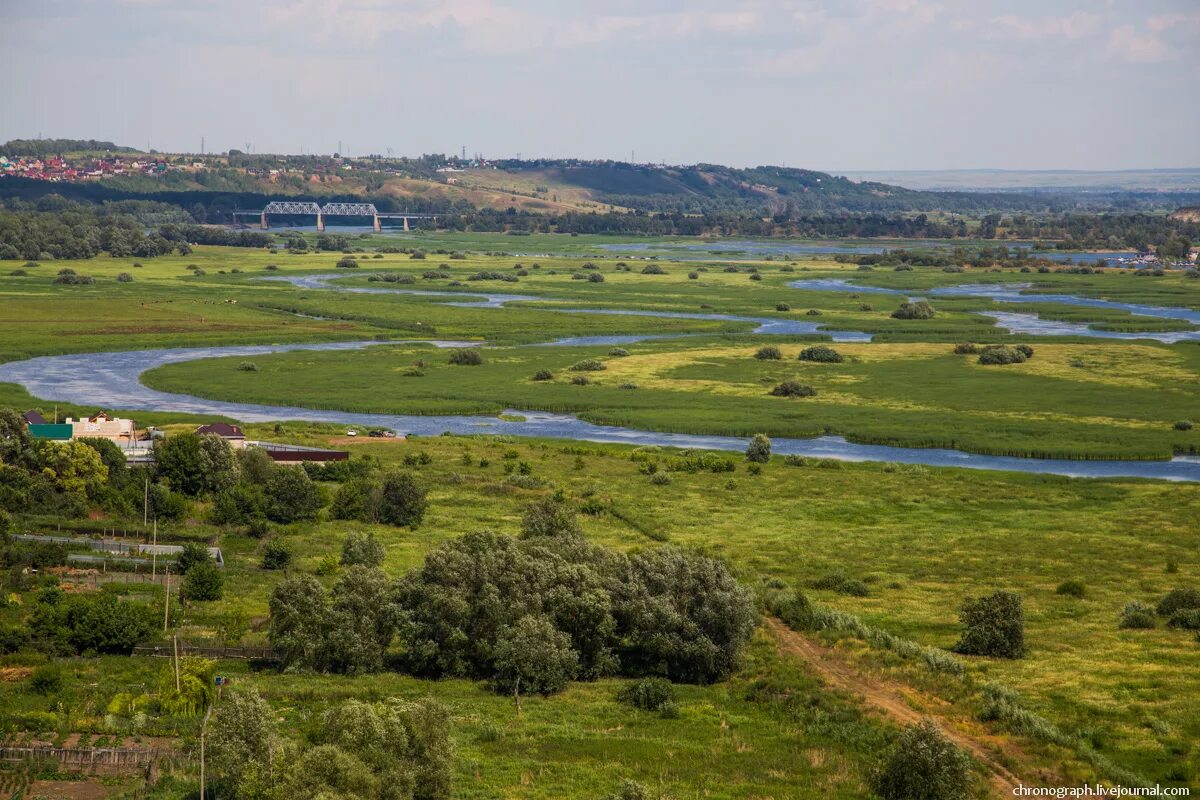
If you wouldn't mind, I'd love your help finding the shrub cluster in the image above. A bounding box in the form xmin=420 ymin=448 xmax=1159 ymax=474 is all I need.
xmin=754 ymin=345 xmax=782 ymax=360
xmin=569 ymin=359 xmax=606 ymax=372
xmin=798 ymin=345 xmax=843 ymax=363
xmin=977 ymin=344 xmax=1034 ymax=365
xmin=448 ymin=348 xmax=483 ymax=366
xmin=769 ymin=380 xmax=816 ymax=398
xmin=891 ymin=300 xmax=936 ymax=320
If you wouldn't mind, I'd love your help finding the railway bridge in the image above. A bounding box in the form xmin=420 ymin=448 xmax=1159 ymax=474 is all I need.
xmin=234 ymin=201 xmax=438 ymax=232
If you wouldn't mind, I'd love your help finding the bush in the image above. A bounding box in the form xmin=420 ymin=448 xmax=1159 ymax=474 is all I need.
xmin=116 ymin=272 xmax=134 ymax=283
xmin=1055 ymin=580 xmax=1086 ymax=598
xmin=335 ymin=256 xmax=358 ymax=268
xmin=1174 ymin=420 xmax=1194 ymax=431
xmin=775 ymin=303 xmax=790 ymax=311
xmin=953 ymin=342 xmax=979 ymax=354
xmin=587 ymin=272 xmax=605 ymax=283
xmin=237 ymin=361 xmax=258 ymax=372
xmin=1166 ymin=608 xmax=1200 ymax=630
xmin=769 ymin=380 xmax=816 ymax=398
xmin=182 ymin=561 xmax=224 ymax=602
xmin=617 ymin=677 xmax=677 ymax=712
xmin=745 ymin=433 xmax=771 ymax=463
xmin=520 ymin=495 xmax=582 ymax=539
xmin=954 ymin=591 xmax=1025 ymax=658
xmin=754 ymin=345 xmax=782 ymax=360
xmin=977 ymin=345 xmax=1027 ymax=365
xmin=872 ymin=720 xmax=972 ymax=800
xmin=448 ymin=348 xmax=483 ymax=366
xmin=640 ymin=264 xmax=665 ymax=275
xmin=569 ymin=359 xmax=606 ymax=372
xmin=798 ymin=345 xmax=843 ymax=363
xmin=532 ymin=369 xmax=554 ymax=381
xmin=570 ymin=376 xmax=591 ymax=385
xmin=1119 ymin=601 xmax=1156 ymax=629
xmin=261 ymin=540 xmax=292 ymax=570
xmin=688 ymin=271 xmax=699 ymax=280
xmin=608 ymin=347 xmax=630 ymax=357
xmin=749 ymin=273 xmax=762 ymax=281
xmin=812 ymin=573 xmax=870 ymax=597
xmin=177 ymin=542 xmax=213 ymax=574
xmin=1156 ymin=587 xmax=1200 ymax=617
xmin=29 ymin=664 xmax=64 ymax=696
xmin=891 ymin=300 xmax=936 ymax=320
xmin=804 ymin=308 xmax=821 ymax=315
xmin=1014 ymin=344 xmax=1034 ymax=358
xmin=341 ymin=532 xmax=385 ymax=568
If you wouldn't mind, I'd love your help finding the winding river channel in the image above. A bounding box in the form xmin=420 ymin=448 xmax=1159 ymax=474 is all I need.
xmin=2 ymin=274 xmax=1198 ymax=481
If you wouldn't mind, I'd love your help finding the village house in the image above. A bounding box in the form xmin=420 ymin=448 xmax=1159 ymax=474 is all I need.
xmin=195 ymin=422 xmax=247 ymax=449
xmin=66 ymin=411 xmax=135 ymax=443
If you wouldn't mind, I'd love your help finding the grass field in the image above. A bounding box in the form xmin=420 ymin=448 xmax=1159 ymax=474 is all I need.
xmin=3 ymin=431 xmax=1197 ymax=792
xmin=2 ymin=235 xmax=1199 ymax=796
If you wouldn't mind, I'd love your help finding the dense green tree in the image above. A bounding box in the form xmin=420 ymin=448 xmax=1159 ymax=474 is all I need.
xmin=492 ymin=615 xmax=579 ymax=699
xmin=378 ymin=471 xmax=427 ymax=527
xmin=207 ymin=688 xmax=276 ymax=798
xmin=265 ymin=466 xmax=323 ymax=523
xmin=872 ymin=720 xmax=972 ymax=800
xmin=954 ymin=591 xmax=1025 ymax=658
xmin=29 ymin=591 xmax=156 ymax=655
xmin=181 ymin=561 xmax=224 ymax=601
xmin=176 ymin=541 xmax=212 ymax=574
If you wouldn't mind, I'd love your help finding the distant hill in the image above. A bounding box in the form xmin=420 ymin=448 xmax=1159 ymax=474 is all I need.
xmin=1 ymin=138 xmax=139 ymax=158
xmin=838 ymin=168 xmax=1200 ymax=193
xmin=488 ymin=160 xmax=1062 ymax=214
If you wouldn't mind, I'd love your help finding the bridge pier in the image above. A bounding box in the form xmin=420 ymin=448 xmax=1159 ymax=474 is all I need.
xmin=402 ymin=216 xmax=410 ymax=232
xmin=260 ymin=212 xmax=268 ymax=230
xmin=373 ymin=214 xmax=381 ymax=233
xmin=316 ymin=212 xmax=325 ymax=233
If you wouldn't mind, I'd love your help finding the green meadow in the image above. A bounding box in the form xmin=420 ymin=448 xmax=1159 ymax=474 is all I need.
xmin=2 ymin=236 xmax=1199 ymax=796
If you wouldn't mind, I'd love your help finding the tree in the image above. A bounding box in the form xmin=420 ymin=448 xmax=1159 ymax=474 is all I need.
xmin=745 ymin=433 xmax=771 ymax=463
xmin=154 ymin=434 xmax=206 ymax=495
xmin=618 ymin=546 xmax=757 ymax=683
xmin=181 ymin=561 xmax=224 ymax=601
xmin=29 ymin=592 xmax=156 ymax=655
xmin=210 ymin=483 xmax=267 ymax=525
xmin=265 ymin=466 xmax=323 ymax=523
xmin=341 ymin=532 xmax=385 ymax=568
xmin=872 ymin=720 xmax=972 ymax=800
xmin=207 ymin=688 xmax=276 ymax=797
xmin=237 ymin=446 xmax=276 ymax=484
xmin=269 ymin=574 xmax=331 ymax=669
xmin=798 ymin=345 xmax=843 ymax=363
xmin=332 ymin=478 xmax=382 ymax=523
xmin=492 ymin=615 xmax=579 ymax=701
xmin=37 ymin=441 xmax=108 ymax=498
xmin=520 ymin=494 xmax=582 ymax=539
xmin=176 ymin=541 xmax=212 ymax=574
xmin=954 ymin=591 xmax=1025 ymax=658
xmin=378 ymin=471 xmax=427 ymax=527
xmin=198 ymin=433 xmax=240 ymax=492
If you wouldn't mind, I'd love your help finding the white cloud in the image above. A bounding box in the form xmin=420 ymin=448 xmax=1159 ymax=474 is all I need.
xmin=986 ymin=12 xmax=1100 ymax=41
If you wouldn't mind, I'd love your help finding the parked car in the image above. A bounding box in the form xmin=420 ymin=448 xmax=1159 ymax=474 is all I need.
xmin=346 ymin=429 xmax=358 ymax=437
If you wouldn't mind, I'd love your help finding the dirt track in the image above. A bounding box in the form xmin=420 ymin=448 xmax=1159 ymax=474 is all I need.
xmin=765 ymin=617 xmax=1027 ymax=796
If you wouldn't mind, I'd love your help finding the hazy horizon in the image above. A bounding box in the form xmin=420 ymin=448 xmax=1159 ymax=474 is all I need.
xmin=4 ymin=0 xmax=1199 ymax=171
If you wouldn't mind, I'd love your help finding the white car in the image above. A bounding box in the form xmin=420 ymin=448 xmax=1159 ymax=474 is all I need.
xmin=346 ymin=429 xmax=358 ymax=437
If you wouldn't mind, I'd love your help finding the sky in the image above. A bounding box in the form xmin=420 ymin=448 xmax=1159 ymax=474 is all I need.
xmin=2 ymin=0 xmax=1198 ymax=171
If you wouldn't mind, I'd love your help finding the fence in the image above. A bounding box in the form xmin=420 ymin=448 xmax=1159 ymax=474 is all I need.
xmin=57 ymin=571 xmax=171 ymax=588
xmin=0 ymin=745 xmax=159 ymax=775
xmin=133 ymin=641 xmax=278 ymax=661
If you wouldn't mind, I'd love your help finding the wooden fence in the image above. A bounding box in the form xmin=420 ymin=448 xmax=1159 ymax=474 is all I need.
xmin=0 ymin=745 xmax=159 ymax=775
xmin=133 ymin=642 xmax=278 ymax=661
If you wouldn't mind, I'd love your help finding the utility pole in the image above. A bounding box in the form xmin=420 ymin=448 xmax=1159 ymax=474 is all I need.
xmin=173 ymin=634 xmax=181 ymax=692
xmin=143 ymin=477 xmax=149 ymax=526
xmin=151 ymin=518 xmax=157 ymax=579
xmin=199 ymin=702 xmax=214 ymax=800
xmin=163 ymin=566 xmax=171 ymax=633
